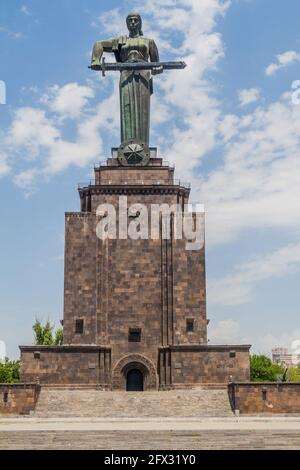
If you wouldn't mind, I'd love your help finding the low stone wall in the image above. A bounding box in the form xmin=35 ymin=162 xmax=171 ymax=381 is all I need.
xmin=0 ymin=384 xmax=40 ymax=415
xmin=229 ymin=383 xmax=300 ymax=414
xmin=159 ymin=346 xmax=251 ymax=388
xmin=20 ymin=346 xmax=111 ymax=386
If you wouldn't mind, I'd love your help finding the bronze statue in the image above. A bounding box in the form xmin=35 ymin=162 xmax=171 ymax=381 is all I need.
xmin=91 ymin=12 xmax=185 ymax=166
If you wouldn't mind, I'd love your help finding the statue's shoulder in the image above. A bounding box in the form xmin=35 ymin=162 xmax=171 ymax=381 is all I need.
xmin=116 ymin=36 xmax=128 ymax=46
xmin=140 ymin=36 xmax=152 ymax=43
xmin=145 ymin=37 xmax=158 ymax=49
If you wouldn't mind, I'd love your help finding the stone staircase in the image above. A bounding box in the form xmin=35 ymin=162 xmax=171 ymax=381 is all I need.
xmin=34 ymin=387 xmax=233 ymax=418
xmin=2 ymin=430 xmax=300 ymax=450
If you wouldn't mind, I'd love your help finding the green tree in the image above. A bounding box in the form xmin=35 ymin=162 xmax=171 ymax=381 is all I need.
xmin=33 ymin=320 xmax=63 ymax=346
xmin=0 ymin=358 xmax=20 ymax=383
xmin=54 ymin=328 xmax=64 ymax=346
xmin=287 ymin=367 xmax=300 ymax=382
xmin=250 ymin=355 xmax=284 ymax=382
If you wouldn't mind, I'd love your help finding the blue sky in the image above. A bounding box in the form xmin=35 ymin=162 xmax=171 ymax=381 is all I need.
xmin=0 ymin=0 xmax=300 ymax=359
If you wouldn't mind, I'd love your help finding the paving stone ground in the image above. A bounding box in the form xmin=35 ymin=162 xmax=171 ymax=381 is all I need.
xmin=0 ymin=417 xmax=300 ymax=450
xmin=1 ymin=429 xmax=300 ymax=450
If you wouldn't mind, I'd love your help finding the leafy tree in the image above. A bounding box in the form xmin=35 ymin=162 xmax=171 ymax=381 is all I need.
xmin=33 ymin=320 xmax=63 ymax=346
xmin=54 ymin=328 xmax=64 ymax=346
xmin=250 ymin=354 xmax=284 ymax=382
xmin=0 ymin=358 xmax=20 ymax=383
xmin=287 ymin=367 xmax=300 ymax=382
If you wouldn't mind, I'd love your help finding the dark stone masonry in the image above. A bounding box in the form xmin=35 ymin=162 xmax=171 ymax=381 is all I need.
xmin=20 ymin=154 xmax=251 ymax=389
xmin=229 ymin=383 xmax=300 ymax=414
xmin=0 ymin=384 xmax=40 ymax=415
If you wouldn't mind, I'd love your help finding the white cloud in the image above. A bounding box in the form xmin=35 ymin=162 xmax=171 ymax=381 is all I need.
xmin=14 ymin=168 xmax=39 ymax=189
xmin=8 ymin=105 xmax=102 ymax=181
xmin=238 ymin=88 xmax=260 ymax=107
xmin=92 ymin=8 xmax=125 ymax=36
xmin=5 ymin=77 xmax=121 ymax=188
xmin=265 ymin=50 xmax=300 ymax=76
xmin=0 ymin=26 xmax=23 ymax=39
xmin=20 ymin=5 xmax=31 ymax=16
xmin=198 ymin=91 xmax=300 ymax=246
xmin=255 ymin=329 xmax=300 ymax=356
xmin=209 ymin=319 xmax=245 ymax=344
xmin=208 ymin=242 xmax=300 ymax=306
xmin=209 ymin=319 xmax=300 ymax=355
xmin=0 ymin=152 xmax=10 ymax=177
xmin=7 ymin=107 xmax=60 ymax=159
xmin=40 ymin=83 xmax=95 ymax=120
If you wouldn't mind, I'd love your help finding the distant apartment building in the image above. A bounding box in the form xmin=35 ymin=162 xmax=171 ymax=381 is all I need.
xmin=272 ymin=348 xmax=300 ymax=367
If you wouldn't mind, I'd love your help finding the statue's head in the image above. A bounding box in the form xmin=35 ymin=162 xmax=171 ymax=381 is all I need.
xmin=126 ymin=11 xmax=143 ymax=36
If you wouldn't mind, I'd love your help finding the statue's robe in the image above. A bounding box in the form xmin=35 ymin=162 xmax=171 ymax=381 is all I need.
xmin=91 ymin=36 xmax=160 ymax=145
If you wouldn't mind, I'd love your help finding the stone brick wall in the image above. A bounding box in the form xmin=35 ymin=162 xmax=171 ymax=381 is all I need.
xmin=172 ymin=216 xmax=207 ymax=346
xmin=90 ymin=190 xmax=189 ymax=216
xmin=20 ymin=346 xmax=111 ymax=386
xmin=0 ymin=384 xmax=40 ymax=415
xmin=95 ymin=163 xmax=174 ymax=185
xmin=20 ymin=345 xmax=250 ymax=388
xmin=64 ymin=213 xmax=98 ymax=345
xmin=159 ymin=346 xmax=251 ymax=388
xmin=229 ymin=383 xmax=300 ymax=414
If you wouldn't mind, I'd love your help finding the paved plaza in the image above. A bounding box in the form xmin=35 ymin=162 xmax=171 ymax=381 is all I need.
xmin=0 ymin=416 xmax=300 ymax=450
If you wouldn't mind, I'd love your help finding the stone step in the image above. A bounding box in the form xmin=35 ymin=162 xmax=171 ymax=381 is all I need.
xmin=35 ymin=389 xmax=234 ymax=418
xmin=1 ymin=430 xmax=300 ymax=450
xmin=172 ymin=384 xmax=228 ymax=390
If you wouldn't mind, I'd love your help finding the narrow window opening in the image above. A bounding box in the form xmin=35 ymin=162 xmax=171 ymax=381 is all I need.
xmin=75 ymin=319 xmax=84 ymax=335
xmin=129 ymin=328 xmax=141 ymax=343
xmin=186 ymin=319 xmax=194 ymax=333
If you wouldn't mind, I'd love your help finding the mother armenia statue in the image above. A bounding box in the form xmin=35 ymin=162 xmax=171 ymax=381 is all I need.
xmin=90 ymin=12 xmax=185 ymax=166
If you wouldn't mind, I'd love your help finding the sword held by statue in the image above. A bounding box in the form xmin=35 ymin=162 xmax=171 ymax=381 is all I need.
xmin=89 ymin=57 xmax=187 ymax=77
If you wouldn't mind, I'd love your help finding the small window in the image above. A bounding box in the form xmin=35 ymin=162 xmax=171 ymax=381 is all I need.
xmin=129 ymin=328 xmax=141 ymax=343
xmin=186 ymin=319 xmax=194 ymax=333
xmin=75 ymin=319 xmax=84 ymax=335
xmin=34 ymin=351 xmax=41 ymax=360
xmin=229 ymin=351 xmax=236 ymax=359
xmin=3 ymin=392 xmax=8 ymax=403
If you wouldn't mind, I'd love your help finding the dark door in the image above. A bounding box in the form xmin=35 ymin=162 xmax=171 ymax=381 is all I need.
xmin=126 ymin=369 xmax=144 ymax=392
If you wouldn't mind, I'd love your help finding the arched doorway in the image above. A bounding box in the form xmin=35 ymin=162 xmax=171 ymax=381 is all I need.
xmin=112 ymin=354 xmax=157 ymax=391
xmin=126 ymin=369 xmax=144 ymax=392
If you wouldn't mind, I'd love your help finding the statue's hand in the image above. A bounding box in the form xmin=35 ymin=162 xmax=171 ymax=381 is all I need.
xmin=90 ymin=58 xmax=102 ymax=70
xmin=152 ymin=65 xmax=163 ymax=75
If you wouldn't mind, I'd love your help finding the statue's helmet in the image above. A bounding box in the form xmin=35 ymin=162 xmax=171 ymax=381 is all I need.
xmin=126 ymin=11 xmax=143 ymax=36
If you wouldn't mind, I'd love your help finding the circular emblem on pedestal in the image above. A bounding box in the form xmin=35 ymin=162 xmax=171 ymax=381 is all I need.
xmin=118 ymin=140 xmax=150 ymax=166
